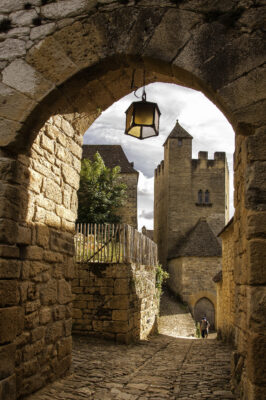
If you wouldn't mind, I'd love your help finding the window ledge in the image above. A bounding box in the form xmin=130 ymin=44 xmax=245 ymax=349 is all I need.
xmin=195 ymin=203 xmax=212 ymax=207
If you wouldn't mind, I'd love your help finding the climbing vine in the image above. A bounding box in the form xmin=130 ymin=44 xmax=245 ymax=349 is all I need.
xmin=155 ymin=264 xmax=169 ymax=296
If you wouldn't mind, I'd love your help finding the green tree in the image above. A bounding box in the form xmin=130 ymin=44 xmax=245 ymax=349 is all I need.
xmin=77 ymin=152 xmax=127 ymax=223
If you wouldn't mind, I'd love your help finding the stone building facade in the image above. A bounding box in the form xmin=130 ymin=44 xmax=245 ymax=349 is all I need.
xmin=154 ymin=121 xmax=229 ymax=327
xmin=214 ymin=217 xmax=236 ymax=342
xmin=0 ymin=1 xmax=265 ymax=399
xmin=82 ymin=145 xmax=138 ymax=229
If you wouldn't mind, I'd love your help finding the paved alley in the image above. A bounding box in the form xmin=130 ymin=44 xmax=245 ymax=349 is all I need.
xmin=26 ymin=293 xmax=235 ymax=400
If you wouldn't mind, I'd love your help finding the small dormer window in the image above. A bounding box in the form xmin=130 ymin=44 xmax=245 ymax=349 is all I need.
xmin=178 ymin=139 xmax=182 ymax=146
xmin=205 ymin=190 xmax=209 ymax=203
xmin=198 ymin=190 xmax=203 ymax=204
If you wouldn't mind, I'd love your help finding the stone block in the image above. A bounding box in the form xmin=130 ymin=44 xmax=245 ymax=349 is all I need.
xmin=25 ymin=311 xmax=39 ymax=330
xmin=247 ymin=129 xmax=266 ymax=161
xmin=0 ymin=307 xmax=24 ymax=344
xmin=0 ymin=280 xmax=19 ymax=307
xmin=0 ymin=374 xmax=16 ymax=400
xmin=62 ymin=164 xmax=80 ymax=190
xmin=245 ymin=161 xmax=266 ymax=211
xmin=43 ymin=178 xmax=62 ymax=204
xmin=112 ymin=309 xmax=129 ymax=322
xmin=2 ymin=60 xmax=54 ymax=101
xmin=247 ymin=286 xmax=266 ymax=332
xmin=114 ymin=279 xmax=130 ymax=295
xmin=0 ymin=157 xmax=16 ymax=182
xmin=0 ymin=260 xmax=20 ymax=278
xmin=39 ymin=307 xmax=52 ymax=325
xmin=30 ymin=22 xmax=56 ymax=41
xmin=248 ymin=240 xmax=266 ymax=284
xmin=44 ymin=211 xmax=61 ymax=228
xmin=58 ymin=279 xmax=72 ymax=305
xmin=41 ymin=134 xmax=54 ymax=154
xmin=247 ymin=212 xmax=266 ymax=240
xmin=43 ymin=251 xmax=63 ymax=263
xmin=57 ymin=336 xmax=72 ymax=359
xmin=0 ymin=344 xmax=15 ymax=380
xmin=104 ymin=295 xmax=129 ymax=310
xmin=40 ymin=280 xmax=57 ymax=305
xmin=23 ymin=338 xmax=45 ymax=362
xmin=17 ymin=226 xmax=32 ymax=245
xmin=25 ymin=300 xmax=41 ymax=314
xmin=31 ymin=327 xmax=45 ymax=344
xmin=45 ymin=321 xmax=64 ymax=344
xmin=247 ymin=334 xmax=266 ymax=385
xmin=64 ymin=318 xmax=72 ymax=336
xmin=0 ymin=219 xmax=18 ymax=244
xmin=21 ymin=245 xmax=44 ymax=261
xmin=0 ymin=198 xmax=19 ymax=221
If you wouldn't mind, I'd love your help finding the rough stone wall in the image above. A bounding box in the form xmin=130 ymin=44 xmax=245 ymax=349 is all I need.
xmin=0 ymin=1 xmax=265 ymax=399
xmin=216 ymin=222 xmax=235 ymax=342
xmin=116 ymin=173 xmax=138 ymax=229
xmin=231 ymin=131 xmax=266 ymax=400
xmin=168 ymin=256 xmax=220 ymax=324
xmin=0 ymin=114 xmax=82 ymax=398
xmin=72 ymin=262 xmax=159 ymax=343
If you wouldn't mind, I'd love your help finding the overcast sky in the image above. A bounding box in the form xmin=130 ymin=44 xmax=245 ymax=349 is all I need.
xmin=83 ymin=82 xmax=235 ymax=230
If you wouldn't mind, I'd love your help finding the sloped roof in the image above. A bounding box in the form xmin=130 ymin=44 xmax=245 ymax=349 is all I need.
xmin=169 ymin=218 xmax=222 ymax=258
xmin=213 ymin=270 xmax=222 ymax=283
xmin=164 ymin=120 xmax=193 ymax=145
xmin=82 ymin=145 xmax=138 ymax=174
xmin=218 ymin=216 xmax=234 ymax=237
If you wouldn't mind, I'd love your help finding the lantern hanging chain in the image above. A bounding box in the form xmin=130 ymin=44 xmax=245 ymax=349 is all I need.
xmin=131 ymin=69 xmax=147 ymax=101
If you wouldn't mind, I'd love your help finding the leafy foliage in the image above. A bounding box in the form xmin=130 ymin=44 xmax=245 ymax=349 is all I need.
xmin=77 ymin=152 xmax=127 ymax=223
xmin=156 ymin=264 xmax=169 ymax=296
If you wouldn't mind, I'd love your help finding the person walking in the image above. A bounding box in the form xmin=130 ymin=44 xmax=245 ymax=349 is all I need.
xmin=200 ymin=316 xmax=210 ymax=338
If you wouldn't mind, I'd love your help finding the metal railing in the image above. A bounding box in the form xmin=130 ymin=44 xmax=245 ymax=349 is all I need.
xmin=74 ymin=223 xmax=158 ymax=266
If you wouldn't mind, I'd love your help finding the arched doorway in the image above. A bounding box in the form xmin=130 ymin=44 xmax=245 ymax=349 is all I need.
xmin=0 ymin=3 xmax=264 ymax=399
xmin=194 ymin=297 xmax=215 ymax=330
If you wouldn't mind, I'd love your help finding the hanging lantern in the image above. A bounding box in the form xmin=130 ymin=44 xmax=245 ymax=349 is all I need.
xmin=125 ymin=72 xmax=161 ymax=140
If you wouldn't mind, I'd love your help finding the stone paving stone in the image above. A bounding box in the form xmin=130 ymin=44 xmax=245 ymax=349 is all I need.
xmin=26 ymin=293 xmax=235 ymax=400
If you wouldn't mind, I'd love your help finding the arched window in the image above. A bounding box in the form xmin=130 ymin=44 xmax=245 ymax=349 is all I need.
xmin=205 ymin=190 xmax=209 ymax=203
xmin=198 ymin=190 xmax=202 ymax=204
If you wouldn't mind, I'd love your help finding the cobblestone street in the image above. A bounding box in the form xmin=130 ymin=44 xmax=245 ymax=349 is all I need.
xmin=26 ymin=294 xmax=235 ymax=400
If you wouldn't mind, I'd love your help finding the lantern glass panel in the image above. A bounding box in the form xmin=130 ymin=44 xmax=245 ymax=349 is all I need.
xmin=154 ymin=107 xmax=160 ymax=131
xmin=126 ymin=104 xmax=134 ymax=132
xmin=142 ymin=126 xmax=157 ymax=139
xmin=128 ymin=126 xmax=141 ymax=138
xmin=134 ymin=102 xmax=154 ymax=125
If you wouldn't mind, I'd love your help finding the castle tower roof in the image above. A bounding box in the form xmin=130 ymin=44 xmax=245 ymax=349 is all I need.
xmin=164 ymin=120 xmax=193 ymax=146
xmin=168 ymin=218 xmax=222 ymax=259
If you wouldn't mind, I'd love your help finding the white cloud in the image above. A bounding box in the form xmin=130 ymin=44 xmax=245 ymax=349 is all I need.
xmin=84 ymin=82 xmax=235 ymax=230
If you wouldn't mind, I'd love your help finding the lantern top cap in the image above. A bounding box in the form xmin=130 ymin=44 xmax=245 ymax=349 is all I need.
xmin=125 ymin=100 xmax=161 ymax=114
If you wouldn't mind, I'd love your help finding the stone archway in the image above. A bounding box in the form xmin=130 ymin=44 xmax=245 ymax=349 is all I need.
xmin=194 ymin=297 xmax=215 ymax=330
xmin=0 ymin=2 xmax=265 ymax=400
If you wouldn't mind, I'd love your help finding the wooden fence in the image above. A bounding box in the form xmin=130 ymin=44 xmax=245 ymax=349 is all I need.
xmin=74 ymin=223 xmax=158 ymax=266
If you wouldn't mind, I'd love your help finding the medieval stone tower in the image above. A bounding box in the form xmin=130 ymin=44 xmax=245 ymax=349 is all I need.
xmin=154 ymin=120 xmax=229 ymax=266
xmin=154 ymin=121 xmax=229 ymax=326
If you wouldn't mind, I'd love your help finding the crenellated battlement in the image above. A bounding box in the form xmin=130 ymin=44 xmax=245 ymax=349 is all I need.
xmin=155 ymin=160 xmax=164 ymax=177
xmin=192 ymin=151 xmax=227 ymax=170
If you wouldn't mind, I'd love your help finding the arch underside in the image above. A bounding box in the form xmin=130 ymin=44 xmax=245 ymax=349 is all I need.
xmin=0 ymin=2 xmax=265 ymax=399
